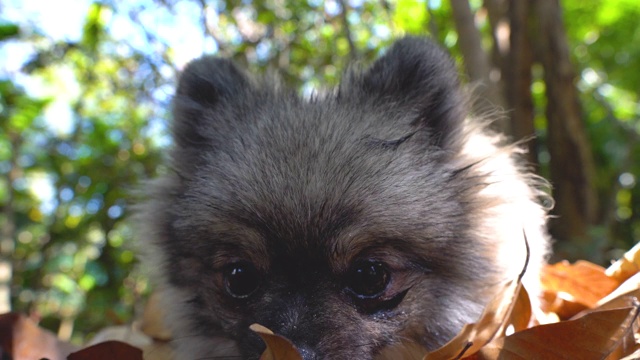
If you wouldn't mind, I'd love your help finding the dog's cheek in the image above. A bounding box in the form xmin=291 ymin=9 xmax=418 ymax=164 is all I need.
xmin=163 ymin=255 xmax=207 ymax=288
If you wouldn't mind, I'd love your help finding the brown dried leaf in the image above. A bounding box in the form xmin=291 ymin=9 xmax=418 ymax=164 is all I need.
xmin=573 ymin=293 xmax=639 ymax=321
xmin=606 ymin=241 xmax=640 ymax=283
xmin=598 ymin=272 xmax=640 ymax=308
xmin=532 ymin=309 xmax=561 ymax=326
xmin=424 ymin=278 xmax=524 ymax=360
xmin=68 ymin=340 xmax=143 ymax=360
xmin=541 ymin=260 xmax=619 ymax=310
xmin=0 ymin=312 xmax=77 ymax=360
xmin=620 ymin=347 xmax=640 ymax=360
xmin=540 ymin=289 xmax=589 ymax=320
xmin=475 ymin=306 xmax=640 ymax=359
xmin=499 ymin=286 xmax=532 ymax=336
xmin=250 ymin=323 xmax=303 ymax=360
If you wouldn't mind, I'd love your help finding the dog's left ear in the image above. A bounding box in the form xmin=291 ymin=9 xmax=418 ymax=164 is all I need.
xmin=172 ymin=57 xmax=253 ymax=149
xmin=340 ymin=37 xmax=466 ymax=149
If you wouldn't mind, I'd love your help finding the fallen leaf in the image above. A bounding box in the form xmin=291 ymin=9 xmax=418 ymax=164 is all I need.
xmin=620 ymin=347 xmax=640 ymax=360
xmin=541 ymin=260 xmax=619 ymax=312
xmin=475 ymin=306 xmax=640 ymax=359
xmin=597 ymin=272 xmax=640 ymax=308
xmin=424 ymin=278 xmax=524 ymax=360
xmin=250 ymin=323 xmax=303 ymax=360
xmin=540 ymin=289 xmax=589 ymax=320
xmin=606 ymin=241 xmax=640 ymax=283
xmin=532 ymin=309 xmax=560 ymax=326
xmin=68 ymin=340 xmax=143 ymax=360
xmin=573 ymin=294 xmax=638 ymax=321
xmin=499 ymin=286 xmax=532 ymax=336
xmin=0 ymin=312 xmax=77 ymax=360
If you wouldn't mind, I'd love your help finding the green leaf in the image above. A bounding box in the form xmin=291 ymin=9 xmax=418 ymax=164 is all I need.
xmin=393 ymin=0 xmax=428 ymax=34
xmin=0 ymin=22 xmax=20 ymax=41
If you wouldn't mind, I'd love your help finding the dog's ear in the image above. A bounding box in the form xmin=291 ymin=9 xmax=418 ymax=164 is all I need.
xmin=340 ymin=37 xmax=466 ymax=149
xmin=172 ymin=57 xmax=252 ymax=149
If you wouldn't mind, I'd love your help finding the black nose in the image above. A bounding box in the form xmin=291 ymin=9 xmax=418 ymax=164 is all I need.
xmin=297 ymin=345 xmax=317 ymax=360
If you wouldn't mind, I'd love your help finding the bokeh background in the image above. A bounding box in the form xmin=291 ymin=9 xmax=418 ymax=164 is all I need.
xmin=1 ymin=0 xmax=638 ymax=344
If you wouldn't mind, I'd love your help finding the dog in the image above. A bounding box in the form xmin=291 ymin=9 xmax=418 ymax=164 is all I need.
xmin=137 ymin=36 xmax=551 ymax=359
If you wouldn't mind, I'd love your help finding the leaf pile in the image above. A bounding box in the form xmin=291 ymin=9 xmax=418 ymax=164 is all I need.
xmin=3 ymin=243 xmax=640 ymax=359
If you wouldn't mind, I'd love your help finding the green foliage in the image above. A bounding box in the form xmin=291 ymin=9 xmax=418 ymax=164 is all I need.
xmin=393 ymin=0 xmax=428 ymax=34
xmin=563 ymin=0 xmax=640 ymax=259
xmin=81 ymin=3 xmax=108 ymax=53
xmin=1 ymin=11 xmax=164 ymax=342
xmin=0 ymin=22 xmax=19 ymax=41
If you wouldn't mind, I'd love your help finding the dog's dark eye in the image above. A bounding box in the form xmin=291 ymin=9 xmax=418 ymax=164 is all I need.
xmin=223 ymin=262 xmax=260 ymax=298
xmin=346 ymin=260 xmax=390 ymax=298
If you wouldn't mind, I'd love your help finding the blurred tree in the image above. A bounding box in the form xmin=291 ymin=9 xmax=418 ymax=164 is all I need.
xmin=534 ymin=0 xmax=598 ymax=255
xmin=1 ymin=3 xmax=166 ymax=341
xmin=451 ymin=0 xmax=506 ymax=129
xmin=0 ymin=22 xmax=15 ymax=314
xmin=0 ymin=79 xmax=50 ymax=314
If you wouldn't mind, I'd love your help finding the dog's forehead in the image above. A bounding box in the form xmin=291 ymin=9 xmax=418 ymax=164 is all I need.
xmin=187 ymin=98 xmax=465 ymax=265
xmin=199 ymin=167 xmax=457 ymax=270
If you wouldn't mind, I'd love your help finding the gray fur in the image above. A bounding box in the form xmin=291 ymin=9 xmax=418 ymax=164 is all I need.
xmin=136 ymin=37 xmax=551 ymax=359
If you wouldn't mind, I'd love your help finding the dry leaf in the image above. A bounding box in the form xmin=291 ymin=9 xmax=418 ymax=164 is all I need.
xmin=424 ymin=278 xmax=524 ymax=360
xmin=541 ymin=260 xmax=619 ymax=313
xmin=606 ymin=241 xmax=640 ymax=283
xmin=0 ymin=312 xmax=77 ymax=360
xmin=250 ymin=323 xmax=303 ymax=360
xmin=620 ymin=347 xmax=640 ymax=360
xmin=499 ymin=286 xmax=532 ymax=336
xmin=540 ymin=289 xmax=589 ymax=320
xmin=68 ymin=340 xmax=143 ymax=360
xmin=573 ymin=294 xmax=638 ymax=320
xmin=532 ymin=309 xmax=561 ymax=326
xmin=598 ymin=272 xmax=640 ymax=308
xmin=475 ymin=306 xmax=640 ymax=359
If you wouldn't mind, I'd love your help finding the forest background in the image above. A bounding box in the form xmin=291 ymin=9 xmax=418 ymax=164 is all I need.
xmin=0 ymin=0 xmax=638 ymax=345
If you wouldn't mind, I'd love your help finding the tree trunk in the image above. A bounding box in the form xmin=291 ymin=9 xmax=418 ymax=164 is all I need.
xmin=483 ymin=0 xmax=508 ymax=74
xmin=505 ymin=0 xmax=537 ymax=165
xmin=450 ymin=0 xmax=507 ymax=132
xmin=534 ymin=0 xmax=598 ymax=253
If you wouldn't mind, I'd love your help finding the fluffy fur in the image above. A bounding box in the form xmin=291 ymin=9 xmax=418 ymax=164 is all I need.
xmin=137 ymin=37 xmax=551 ymax=359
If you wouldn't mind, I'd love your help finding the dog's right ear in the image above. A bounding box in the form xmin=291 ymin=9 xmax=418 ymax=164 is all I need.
xmin=338 ymin=37 xmax=466 ymax=150
xmin=172 ymin=57 xmax=252 ymax=149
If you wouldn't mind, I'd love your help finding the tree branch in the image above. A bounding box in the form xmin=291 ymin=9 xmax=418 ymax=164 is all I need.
xmin=337 ymin=0 xmax=357 ymax=60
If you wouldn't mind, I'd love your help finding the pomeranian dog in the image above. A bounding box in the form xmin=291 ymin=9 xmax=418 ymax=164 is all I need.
xmin=138 ymin=37 xmax=551 ymax=359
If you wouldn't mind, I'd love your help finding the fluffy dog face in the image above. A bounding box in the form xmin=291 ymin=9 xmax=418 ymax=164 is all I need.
xmin=140 ymin=37 xmax=549 ymax=359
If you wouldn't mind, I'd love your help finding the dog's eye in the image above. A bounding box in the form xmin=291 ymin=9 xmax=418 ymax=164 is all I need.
xmin=223 ymin=262 xmax=260 ymax=298
xmin=346 ymin=260 xmax=390 ymax=298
